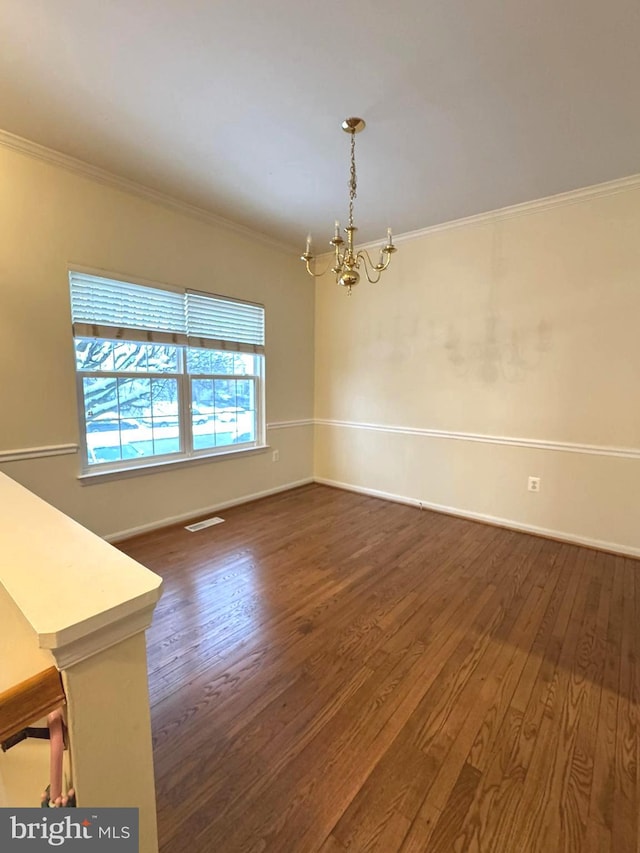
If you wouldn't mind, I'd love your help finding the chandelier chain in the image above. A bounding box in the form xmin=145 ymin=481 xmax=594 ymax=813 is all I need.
xmin=348 ymin=131 xmax=357 ymax=229
xmin=300 ymin=117 xmax=396 ymax=293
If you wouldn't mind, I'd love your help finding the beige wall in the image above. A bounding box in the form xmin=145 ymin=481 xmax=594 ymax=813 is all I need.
xmin=315 ymin=187 xmax=640 ymax=555
xmin=1 ymin=139 xmax=638 ymax=554
xmin=0 ymin=145 xmax=314 ymax=538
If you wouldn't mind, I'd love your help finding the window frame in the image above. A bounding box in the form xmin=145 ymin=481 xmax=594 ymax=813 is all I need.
xmin=75 ymin=343 xmax=265 ymax=475
xmin=70 ymin=271 xmax=266 ymax=477
xmin=77 ymin=365 xmax=185 ymax=469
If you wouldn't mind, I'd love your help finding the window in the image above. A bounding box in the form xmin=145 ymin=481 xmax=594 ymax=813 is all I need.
xmin=70 ymin=272 xmax=265 ymax=473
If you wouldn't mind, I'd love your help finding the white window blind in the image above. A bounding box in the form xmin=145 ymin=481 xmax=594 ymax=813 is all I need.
xmin=186 ymin=292 xmax=265 ymax=353
xmin=69 ymin=272 xmax=264 ymax=352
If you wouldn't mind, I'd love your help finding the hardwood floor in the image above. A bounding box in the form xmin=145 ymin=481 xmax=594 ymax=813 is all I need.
xmin=118 ymin=484 xmax=639 ymax=853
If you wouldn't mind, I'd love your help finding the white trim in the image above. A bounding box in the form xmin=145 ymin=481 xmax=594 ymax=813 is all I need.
xmin=267 ymin=419 xmax=314 ymax=430
xmin=105 ymin=477 xmax=314 ymax=542
xmin=44 ymin=604 xmax=158 ymax=670
xmin=5 ymin=130 xmax=640 ymax=261
xmin=78 ymin=444 xmax=270 ymax=484
xmin=0 ymin=129 xmax=294 ymax=254
xmin=314 ymin=419 xmax=640 ymax=460
xmin=392 ymin=173 xmax=640 ymax=245
xmin=0 ymin=471 xmax=163 ymax=673
xmin=0 ymin=443 xmax=78 ymax=463
xmin=314 ymin=477 xmax=640 ymax=559
xmin=317 ymin=172 xmax=640 ymax=258
xmin=3 ymin=421 xmax=636 ymax=464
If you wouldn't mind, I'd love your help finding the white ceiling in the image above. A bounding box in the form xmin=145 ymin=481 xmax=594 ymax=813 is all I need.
xmin=2 ymin=0 xmax=639 ymax=249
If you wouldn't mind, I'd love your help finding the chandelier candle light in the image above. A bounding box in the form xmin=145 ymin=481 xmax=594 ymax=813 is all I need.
xmin=301 ymin=117 xmax=397 ymax=294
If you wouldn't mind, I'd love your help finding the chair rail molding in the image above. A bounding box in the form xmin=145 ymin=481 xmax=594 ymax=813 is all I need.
xmin=314 ymin=418 xmax=640 ymax=460
xmin=0 ymin=444 xmax=78 ymax=463
xmin=267 ymin=419 xmax=314 ymax=430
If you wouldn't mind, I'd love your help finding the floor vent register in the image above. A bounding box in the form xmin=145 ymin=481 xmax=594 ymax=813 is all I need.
xmin=184 ymin=516 xmax=225 ymax=532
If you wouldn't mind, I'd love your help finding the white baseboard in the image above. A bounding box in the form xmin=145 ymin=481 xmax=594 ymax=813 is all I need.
xmin=105 ymin=478 xmax=314 ymax=543
xmin=314 ymin=477 xmax=640 ymax=559
xmin=105 ymin=473 xmax=639 ymax=558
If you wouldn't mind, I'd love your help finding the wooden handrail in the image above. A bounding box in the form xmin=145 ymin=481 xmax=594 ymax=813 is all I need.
xmin=0 ymin=666 xmax=65 ymax=744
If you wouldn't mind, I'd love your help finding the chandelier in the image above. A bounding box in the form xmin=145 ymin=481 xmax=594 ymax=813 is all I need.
xmin=301 ymin=117 xmax=397 ymax=294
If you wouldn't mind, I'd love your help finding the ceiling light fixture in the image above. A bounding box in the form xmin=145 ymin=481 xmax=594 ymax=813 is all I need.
xmin=301 ymin=117 xmax=397 ymax=295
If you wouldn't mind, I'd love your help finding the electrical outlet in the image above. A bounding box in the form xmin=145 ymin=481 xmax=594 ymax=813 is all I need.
xmin=272 ymin=449 xmax=279 ymax=462
xmin=528 ymin=476 xmax=541 ymax=493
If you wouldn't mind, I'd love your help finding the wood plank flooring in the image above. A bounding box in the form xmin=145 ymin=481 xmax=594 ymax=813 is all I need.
xmin=118 ymin=484 xmax=639 ymax=853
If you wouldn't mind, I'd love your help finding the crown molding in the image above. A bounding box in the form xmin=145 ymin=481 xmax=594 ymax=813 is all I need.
xmin=0 ymin=129 xmax=295 ymax=254
xmin=317 ymin=171 xmax=640 ymax=259
xmin=4 ymin=128 xmax=639 ymax=266
xmin=392 ymin=172 xmax=640 ymax=245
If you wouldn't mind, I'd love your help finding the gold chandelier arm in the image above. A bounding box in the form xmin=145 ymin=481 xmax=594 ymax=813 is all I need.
xmin=301 ymin=256 xmax=335 ymax=278
xmin=356 ymin=249 xmax=393 ymax=283
xmin=356 ymin=252 xmax=382 ymax=284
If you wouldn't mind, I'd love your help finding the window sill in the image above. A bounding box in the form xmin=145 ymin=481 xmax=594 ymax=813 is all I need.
xmin=78 ymin=444 xmax=270 ymax=485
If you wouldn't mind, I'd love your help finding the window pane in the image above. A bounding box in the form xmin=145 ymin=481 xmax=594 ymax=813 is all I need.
xmin=214 ymin=378 xmax=236 ymax=411
xmin=233 ymin=353 xmax=256 ymax=375
xmin=214 ymin=416 xmax=236 ymax=446
xmin=149 ymin=345 xmax=179 ymax=373
xmin=84 ymin=375 xmax=180 ymax=465
xmin=191 ymin=378 xmax=214 ymax=418
xmin=112 ymin=341 xmax=147 ymax=372
xmin=236 ymin=379 xmax=253 ymax=411
xmin=190 ymin=378 xmax=257 ymax=450
xmin=112 ymin=341 xmax=179 ymax=373
xmin=211 ymin=351 xmax=236 ymax=375
xmin=186 ymin=348 xmax=238 ymax=376
xmin=193 ymin=421 xmax=216 ymax=450
xmin=118 ymin=377 xmax=154 ymax=461
xmin=118 ymin=377 xmax=151 ymax=419
xmin=214 ymin=379 xmax=238 ymax=444
xmin=234 ymin=379 xmax=255 ymax=444
xmin=186 ymin=348 xmax=213 ymax=374
xmin=75 ymin=339 xmax=179 ymax=373
xmin=84 ymin=377 xmax=118 ymax=422
xmin=191 ymin=379 xmax=215 ymax=450
xmin=76 ymin=339 xmax=115 ymax=372
xmin=150 ymin=377 xmax=180 ymax=454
